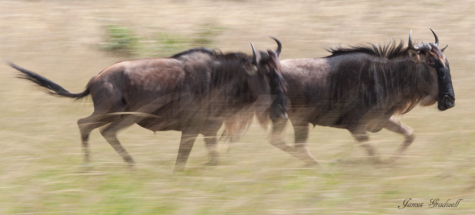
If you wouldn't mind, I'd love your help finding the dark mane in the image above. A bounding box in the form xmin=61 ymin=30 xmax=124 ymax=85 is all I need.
xmin=171 ymin=47 xmax=251 ymax=63
xmin=325 ymin=40 xmax=409 ymax=59
xmin=170 ymin=47 xmax=215 ymax=58
xmin=216 ymin=52 xmax=252 ymax=63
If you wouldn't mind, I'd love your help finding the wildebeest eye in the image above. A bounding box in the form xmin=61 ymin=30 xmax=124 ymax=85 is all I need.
xmin=428 ymin=58 xmax=436 ymax=67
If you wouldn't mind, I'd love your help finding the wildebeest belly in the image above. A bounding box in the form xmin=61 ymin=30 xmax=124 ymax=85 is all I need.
xmin=136 ymin=117 xmax=182 ymax=131
xmin=134 ymin=98 xmax=205 ymax=131
xmin=308 ymin=100 xmax=393 ymax=131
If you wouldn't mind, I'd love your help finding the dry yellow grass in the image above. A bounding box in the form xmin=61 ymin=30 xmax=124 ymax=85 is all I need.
xmin=1 ymin=0 xmax=475 ymax=214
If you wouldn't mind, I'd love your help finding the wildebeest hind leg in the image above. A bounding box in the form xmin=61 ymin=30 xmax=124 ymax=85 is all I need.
xmin=383 ymin=116 xmax=414 ymax=162
xmin=77 ymin=115 xmax=111 ymax=164
xmin=174 ymin=128 xmax=200 ymax=172
xmin=100 ymin=117 xmax=136 ymax=167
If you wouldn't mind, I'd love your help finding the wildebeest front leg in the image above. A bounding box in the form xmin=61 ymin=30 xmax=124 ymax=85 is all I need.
xmin=201 ymin=122 xmax=222 ymax=166
xmin=349 ymin=127 xmax=380 ymax=163
xmin=270 ymin=118 xmax=296 ymax=154
xmin=384 ymin=116 xmax=415 ymax=161
xmin=174 ymin=128 xmax=199 ymax=172
xmin=270 ymin=119 xmax=318 ymax=165
xmin=202 ymin=135 xmax=219 ymax=166
xmin=291 ymin=120 xmax=319 ymax=166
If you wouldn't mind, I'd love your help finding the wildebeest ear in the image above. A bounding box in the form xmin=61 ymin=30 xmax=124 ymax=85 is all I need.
xmin=268 ymin=50 xmax=278 ymax=59
xmin=258 ymin=51 xmax=269 ymax=62
xmin=441 ymin=45 xmax=448 ymax=53
xmin=267 ymin=50 xmax=281 ymax=70
xmin=408 ymin=50 xmax=420 ymax=62
xmin=245 ymin=64 xmax=258 ymax=76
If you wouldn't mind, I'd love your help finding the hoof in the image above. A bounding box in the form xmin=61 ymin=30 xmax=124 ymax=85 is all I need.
xmin=173 ymin=166 xmax=185 ymax=173
xmin=79 ymin=163 xmax=93 ymax=172
xmin=384 ymin=156 xmax=400 ymax=164
xmin=204 ymin=159 xmax=219 ymax=166
xmin=330 ymin=158 xmax=348 ymax=164
xmin=304 ymin=161 xmax=320 ymax=167
xmin=369 ymin=156 xmax=383 ymax=164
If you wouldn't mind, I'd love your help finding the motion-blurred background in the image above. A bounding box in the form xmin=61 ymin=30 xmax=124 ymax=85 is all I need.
xmin=1 ymin=0 xmax=474 ymax=214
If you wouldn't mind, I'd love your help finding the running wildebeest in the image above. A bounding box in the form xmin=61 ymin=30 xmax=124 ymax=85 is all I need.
xmin=265 ymin=30 xmax=455 ymax=165
xmin=10 ymin=37 xmax=288 ymax=172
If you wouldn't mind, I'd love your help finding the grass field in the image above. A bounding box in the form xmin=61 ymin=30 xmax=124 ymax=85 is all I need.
xmin=1 ymin=0 xmax=475 ymax=214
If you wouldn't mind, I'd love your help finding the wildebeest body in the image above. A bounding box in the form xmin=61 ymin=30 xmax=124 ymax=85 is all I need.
xmin=282 ymin=54 xmax=424 ymax=129
xmin=12 ymin=41 xmax=287 ymax=172
xmin=268 ymin=30 xmax=455 ymax=165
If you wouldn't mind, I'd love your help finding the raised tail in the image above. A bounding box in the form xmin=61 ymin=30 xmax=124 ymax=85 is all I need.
xmin=9 ymin=62 xmax=90 ymax=99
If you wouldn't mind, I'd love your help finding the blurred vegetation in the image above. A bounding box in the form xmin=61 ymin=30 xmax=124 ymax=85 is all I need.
xmin=150 ymin=32 xmax=189 ymax=57
xmin=192 ymin=23 xmax=227 ymax=47
xmin=99 ymin=24 xmax=225 ymax=57
xmin=99 ymin=25 xmax=139 ymax=56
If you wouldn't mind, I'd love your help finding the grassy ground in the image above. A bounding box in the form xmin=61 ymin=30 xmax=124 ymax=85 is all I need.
xmin=1 ymin=0 xmax=475 ymax=214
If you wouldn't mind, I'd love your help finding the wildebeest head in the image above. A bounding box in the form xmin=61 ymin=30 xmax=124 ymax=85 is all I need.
xmin=246 ymin=37 xmax=288 ymax=122
xmin=407 ymin=29 xmax=455 ymax=111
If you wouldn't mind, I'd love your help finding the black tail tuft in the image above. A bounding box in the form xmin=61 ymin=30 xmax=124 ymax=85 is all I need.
xmin=9 ymin=62 xmax=90 ymax=99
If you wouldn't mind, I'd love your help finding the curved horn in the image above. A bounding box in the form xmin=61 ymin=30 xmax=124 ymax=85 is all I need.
xmin=250 ymin=42 xmax=258 ymax=65
xmin=268 ymin=35 xmax=282 ymax=57
xmin=430 ymin=28 xmax=439 ymax=46
xmin=408 ymin=30 xmax=417 ymax=50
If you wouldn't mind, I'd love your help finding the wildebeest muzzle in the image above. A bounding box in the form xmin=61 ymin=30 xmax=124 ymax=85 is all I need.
xmin=436 ymin=64 xmax=455 ymax=111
